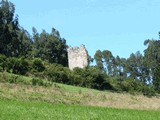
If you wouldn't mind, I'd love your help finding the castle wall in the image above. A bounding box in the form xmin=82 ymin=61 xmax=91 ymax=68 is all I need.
xmin=68 ymin=45 xmax=88 ymax=70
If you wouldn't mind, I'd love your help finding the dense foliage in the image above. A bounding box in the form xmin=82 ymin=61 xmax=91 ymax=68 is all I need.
xmin=0 ymin=55 xmax=156 ymax=96
xmin=0 ymin=0 xmax=68 ymax=66
xmin=32 ymin=27 xmax=68 ymax=66
xmin=0 ymin=0 xmax=160 ymax=96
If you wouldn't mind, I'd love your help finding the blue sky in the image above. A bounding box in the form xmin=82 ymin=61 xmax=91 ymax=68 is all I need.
xmin=11 ymin=0 xmax=160 ymax=58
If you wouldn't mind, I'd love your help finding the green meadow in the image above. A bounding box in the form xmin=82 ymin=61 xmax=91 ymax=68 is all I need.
xmin=0 ymin=99 xmax=160 ymax=120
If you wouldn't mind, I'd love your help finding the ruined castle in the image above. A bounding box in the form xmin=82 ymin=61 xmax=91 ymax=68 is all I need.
xmin=68 ymin=44 xmax=88 ymax=70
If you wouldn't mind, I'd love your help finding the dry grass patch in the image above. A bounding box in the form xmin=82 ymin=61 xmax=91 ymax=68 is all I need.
xmin=0 ymin=82 xmax=160 ymax=110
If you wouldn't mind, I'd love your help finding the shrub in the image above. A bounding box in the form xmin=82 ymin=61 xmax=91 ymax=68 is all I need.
xmin=46 ymin=69 xmax=69 ymax=83
xmin=32 ymin=78 xmax=43 ymax=86
xmin=6 ymin=57 xmax=29 ymax=75
xmin=0 ymin=72 xmax=8 ymax=82
xmin=0 ymin=54 xmax=7 ymax=71
xmin=73 ymin=67 xmax=112 ymax=90
xmin=44 ymin=63 xmax=72 ymax=84
xmin=32 ymin=78 xmax=51 ymax=87
xmin=18 ymin=58 xmax=29 ymax=75
xmin=0 ymin=66 xmax=3 ymax=72
xmin=33 ymin=58 xmax=45 ymax=72
xmin=7 ymin=75 xmax=19 ymax=83
xmin=142 ymin=85 xmax=156 ymax=97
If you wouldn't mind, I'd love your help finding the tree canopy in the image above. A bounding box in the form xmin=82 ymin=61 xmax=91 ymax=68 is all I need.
xmin=0 ymin=0 xmax=68 ymax=66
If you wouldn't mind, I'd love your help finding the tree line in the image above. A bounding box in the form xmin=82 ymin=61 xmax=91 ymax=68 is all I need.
xmin=0 ymin=0 xmax=68 ymax=66
xmin=0 ymin=0 xmax=160 ymax=95
xmin=94 ymin=40 xmax=160 ymax=93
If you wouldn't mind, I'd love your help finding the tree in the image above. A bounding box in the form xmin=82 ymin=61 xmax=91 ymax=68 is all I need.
xmin=126 ymin=51 xmax=146 ymax=82
xmin=18 ymin=28 xmax=32 ymax=57
xmin=126 ymin=53 xmax=138 ymax=80
xmin=0 ymin=0 xmax=20 ymax=57
xmin=32 ymin=27 xmax=68 ymax=66
xmin=102 ymin=50 xmax=115 ymax=76
xmin=114 ymin=56 xmax=127 ymax=77
xmin=94 ymin=50 xmax=104 ymax=71
xmin=144 ymin=39 xmax=160 ymax=91
xmin=45 ymin=34 xmax=68 ymax=66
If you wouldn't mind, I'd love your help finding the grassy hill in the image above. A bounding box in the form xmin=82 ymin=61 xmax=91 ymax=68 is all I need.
xmin=0 ymin=73 xmax=160 ymax=119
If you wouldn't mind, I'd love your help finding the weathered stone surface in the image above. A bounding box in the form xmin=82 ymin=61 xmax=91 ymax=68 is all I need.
xmin=68 ymin=44 xmax=88 ymax=70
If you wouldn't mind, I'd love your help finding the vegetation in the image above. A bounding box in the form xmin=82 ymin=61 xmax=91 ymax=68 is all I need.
xmin=0 ymin=0 xmax=68 ymax=66
xmin=0 ymin=76 xmax=160 ymax=119
xmin=1 ymin=74 xmax=160 ymax=110
xmin=1 ymin=0 xmax=160 ymax=119
xmin=0 ymin=0 xmax=160 ymax=96
xmin=0 ymin=99 xmax=160 ymax=120
xmin=1 ymin=70 xmax=160 ymax=119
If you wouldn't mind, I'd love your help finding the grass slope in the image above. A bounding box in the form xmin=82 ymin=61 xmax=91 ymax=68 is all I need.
xmin=1 ymin=82 xmax=160 ymax=110
xmin=0 ymin=99 xmax=160 ymax=120
xmin=1 ymin=73 xmax=160 ymax=119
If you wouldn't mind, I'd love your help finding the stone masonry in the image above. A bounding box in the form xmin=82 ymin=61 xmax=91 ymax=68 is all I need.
xmin=68 ymin=44 xmax=88 ymax=70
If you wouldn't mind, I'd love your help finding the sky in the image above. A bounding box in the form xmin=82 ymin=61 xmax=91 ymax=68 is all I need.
xmin=11 ymin=0 xmax=160 ymax=58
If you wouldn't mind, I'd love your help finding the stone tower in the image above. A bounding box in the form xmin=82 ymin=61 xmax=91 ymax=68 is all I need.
xmin=68 ymin=44 xmax=88 ymax=70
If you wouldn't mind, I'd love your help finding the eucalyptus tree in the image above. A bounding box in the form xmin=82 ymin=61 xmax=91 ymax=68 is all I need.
xmin=126 ymin=51 xmax=145 ymax=82
xmin=0 ymin=0 xmax=20 ymax=56
xmin=94 ymin=50 xmax=104 ymax=71
xmin=114 ymin=56 xmax=127 ymax=77
xmin=144 ymin=39 xmax=160 ymax=91
xmin=102 ymin=50 xmax=115 ymax=76
xmin=18 ymin=28 xmax=32 ymax=57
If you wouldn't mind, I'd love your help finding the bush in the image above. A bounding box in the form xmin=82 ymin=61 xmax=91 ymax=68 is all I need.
xmin=32 ymin=78 xmax=47 ymax=86
xmin=45 ymin=65 xmax=70 ymax=84
xmin=107 ymin=77 xmax=156 ymax=95
xmin=0 ymin=72 xmax=8 ymax=82
xmin=7 ymin=75 xmax=18 ymax=83
xmin=0 ymin=66 xmax=3 ymax=72
xmin=143 ymin=85 xmax=156 ymax=97
xmin=33 ymin=58 xmax=45 ymax=72
xmin=32 ymin=78 xmax=51 ymax=87
xmin=6 ymin=57 xmax=29 ymax=75
xmin=0 ymin=54 xmax=7 ymax=71
xmin=73 ymin=67 xmax=111 ymax=90
xmin=18 ymin=58 xmax=29 ymax=75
